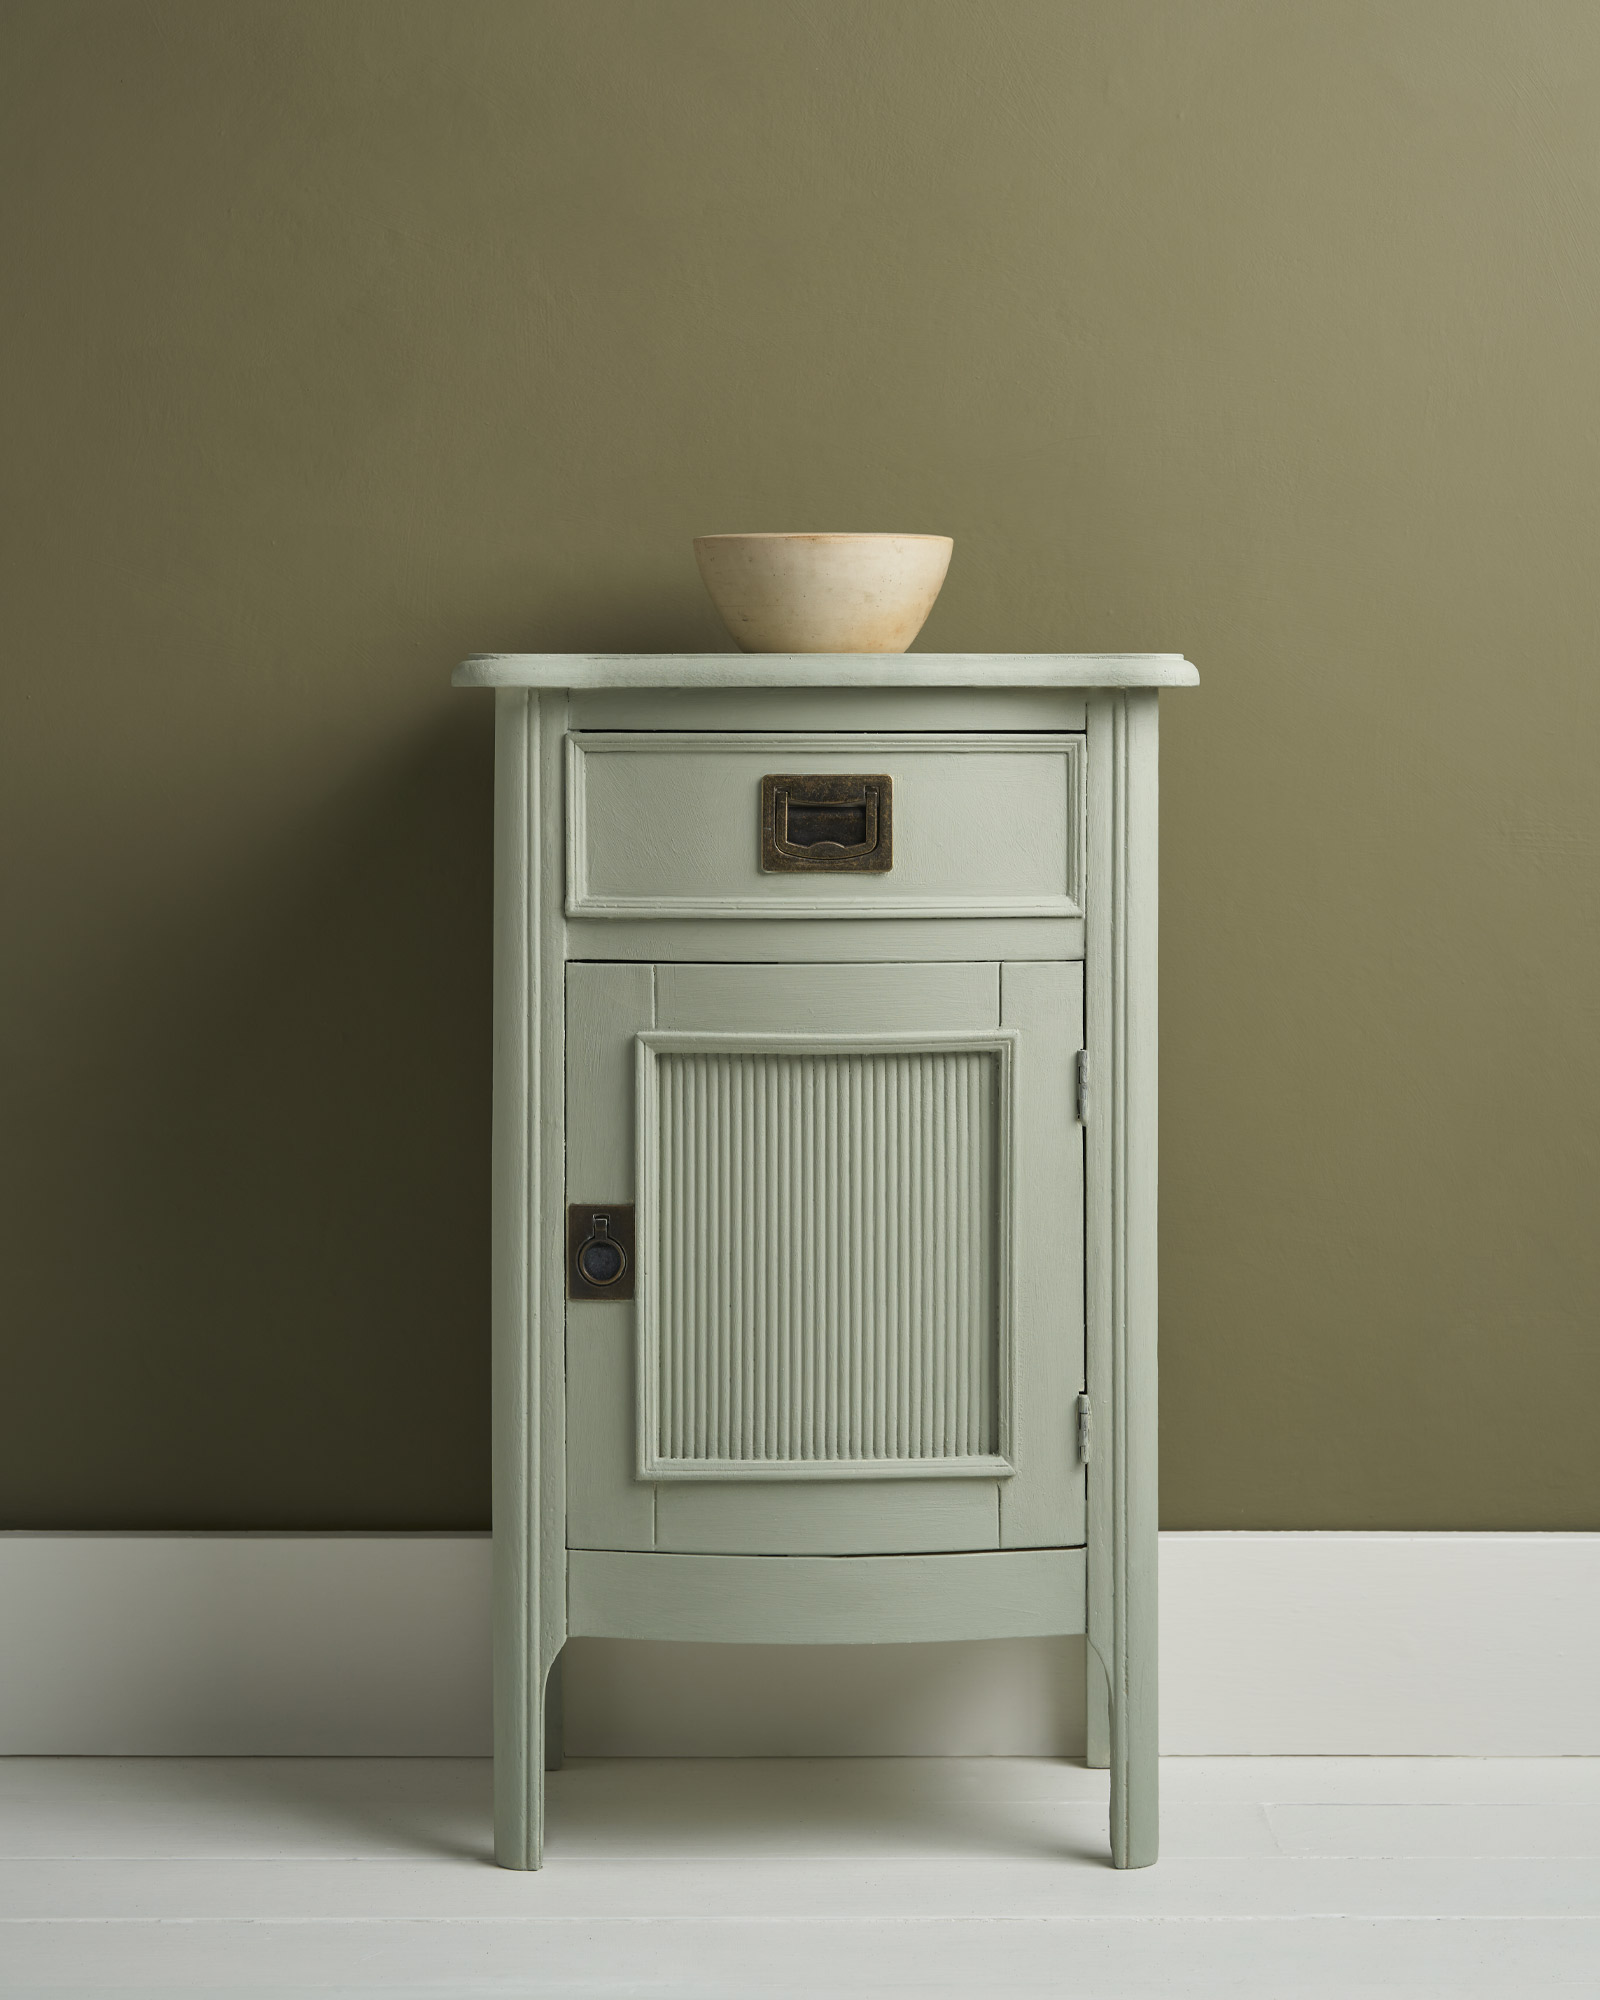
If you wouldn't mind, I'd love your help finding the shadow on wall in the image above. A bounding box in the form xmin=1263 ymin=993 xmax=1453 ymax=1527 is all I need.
xmin=3 ymin=588 xmax=727 ymax=1530
xmin=6 ymin=706 xmax=491 ymax=1527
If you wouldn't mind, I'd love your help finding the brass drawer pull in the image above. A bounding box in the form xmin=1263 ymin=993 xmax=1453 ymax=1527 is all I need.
xmin=760 ymin=773 xmax=892 ymax=874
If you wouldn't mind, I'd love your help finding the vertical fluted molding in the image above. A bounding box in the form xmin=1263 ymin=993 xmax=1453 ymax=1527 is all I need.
xmin=650 ymin=1048 xmax=1002 ymax=1471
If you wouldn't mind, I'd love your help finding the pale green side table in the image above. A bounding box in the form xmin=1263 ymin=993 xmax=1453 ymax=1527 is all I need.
xmin=454 ymin=653 xmax=1197 ymax=1869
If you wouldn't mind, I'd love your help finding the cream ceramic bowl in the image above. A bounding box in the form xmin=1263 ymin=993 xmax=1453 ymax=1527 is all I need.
xmin=693 ymin=532 xmax=953 ymax=653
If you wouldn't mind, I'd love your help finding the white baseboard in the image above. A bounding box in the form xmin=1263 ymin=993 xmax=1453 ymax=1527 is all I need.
xmin=1 ymin=1532 xmax=1595 ymax=1757
xmin=0 ymin=1534 xmax=492 ymax=1756
xmin=1161 ymin=1530 xmax=1600 ymax=1755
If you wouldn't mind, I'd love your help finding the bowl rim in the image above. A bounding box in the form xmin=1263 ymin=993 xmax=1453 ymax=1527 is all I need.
xmin=693 ymin=531 xmax=952 ymax=545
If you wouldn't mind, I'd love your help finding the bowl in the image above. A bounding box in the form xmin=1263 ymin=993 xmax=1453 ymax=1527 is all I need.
xmin=693 ymin=532 xmax=953 ymax=653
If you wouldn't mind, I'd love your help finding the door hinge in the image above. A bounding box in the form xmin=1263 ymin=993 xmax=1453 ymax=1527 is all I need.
xmin=1077 ymin=1393 xmax=1093 ymax=1465
xmin=1076 ymin=1048 xmax=1090 ymax=1124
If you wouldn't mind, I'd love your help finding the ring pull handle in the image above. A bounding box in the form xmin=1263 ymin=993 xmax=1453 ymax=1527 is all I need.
xmin=568 ymin=1203 xmax=635 ymax=1300
xmin=577 ymin=1214 xmax=626 ymax=1287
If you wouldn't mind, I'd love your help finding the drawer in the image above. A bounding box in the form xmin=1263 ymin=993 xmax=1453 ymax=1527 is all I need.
xmin=565 ymin=731 xmax=1085 ymax=920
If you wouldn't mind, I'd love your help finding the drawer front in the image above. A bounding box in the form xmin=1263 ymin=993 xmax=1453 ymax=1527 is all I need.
xmin=566 ymin=731 xmax=1085 ymax=920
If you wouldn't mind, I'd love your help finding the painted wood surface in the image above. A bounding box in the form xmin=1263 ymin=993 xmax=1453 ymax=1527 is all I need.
xmin=568 ymin=686 xmax=1091 ymax=732
xmin=648 ymin=1479 xmax=1003 ymax=1558
xmin=635 ymin=1033 xmax=1014 ymax=1481
xmin=564 ymin=961 xmax=655 ymax=1554
xmin=485 ymin=666 xmax=1175 ymax=1871
xmin=489 ymin=689 xmax=536 ymax=1866
xmin=566 ymin=732 xmax=1085 ymax=921
xmin=655 ymin=960 xmax=999 ymax=1034
xmin=535 ymin=701 xmax=571 ymax=1765
xmin=491 ymin=691 xmax=574 ymax=1866
xmin=456 ymin=652 xmax=1198 ymax=690
xmin=568 ymin=1549 xmax=1087 ymax=1645
xmin=576 ymin=962 xmax=1018 ymax=1554
xmin=998 ymin=960 xmax=1087 ymax=1551
xmin=1084 ymin=689 xmax=1161 ymax=1868
xmin=567 ymin=914 xmax=1085 ymax=965
xmin=596 ymin=959 xmax=1081 ymax=1553
xmin=12 ymin=1755 xmax=1600 ymax=1995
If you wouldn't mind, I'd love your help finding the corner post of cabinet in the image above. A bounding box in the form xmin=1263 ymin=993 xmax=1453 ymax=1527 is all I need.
xmin=1085 ymin=688 xmax=1160 ymax=1868
xmin=491 ymin=689 xmax=568 ymax=1868
xmin=536 ymin=695 xmax=571 ymax=1778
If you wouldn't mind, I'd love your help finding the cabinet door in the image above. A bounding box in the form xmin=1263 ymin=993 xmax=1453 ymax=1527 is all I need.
xmin=565 ymin=960 xmax=1083 ymax=1555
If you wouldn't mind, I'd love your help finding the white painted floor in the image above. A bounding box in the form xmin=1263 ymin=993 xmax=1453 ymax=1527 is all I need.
xmin=2 ymin=1757 xmax=1598 ymax=1996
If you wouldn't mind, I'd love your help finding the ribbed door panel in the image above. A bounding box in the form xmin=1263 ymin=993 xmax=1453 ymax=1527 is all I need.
xmin=639 ymin=1041 xmax=1013 ymax=1479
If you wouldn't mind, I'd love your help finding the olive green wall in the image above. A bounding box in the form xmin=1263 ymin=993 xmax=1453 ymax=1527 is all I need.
xmin=3 ymin=0 xmax=1597 ymax=1529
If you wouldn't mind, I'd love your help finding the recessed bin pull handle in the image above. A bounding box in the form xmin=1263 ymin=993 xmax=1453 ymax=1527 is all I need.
xmin=760 ymin=773 xmax=893 ymax=874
